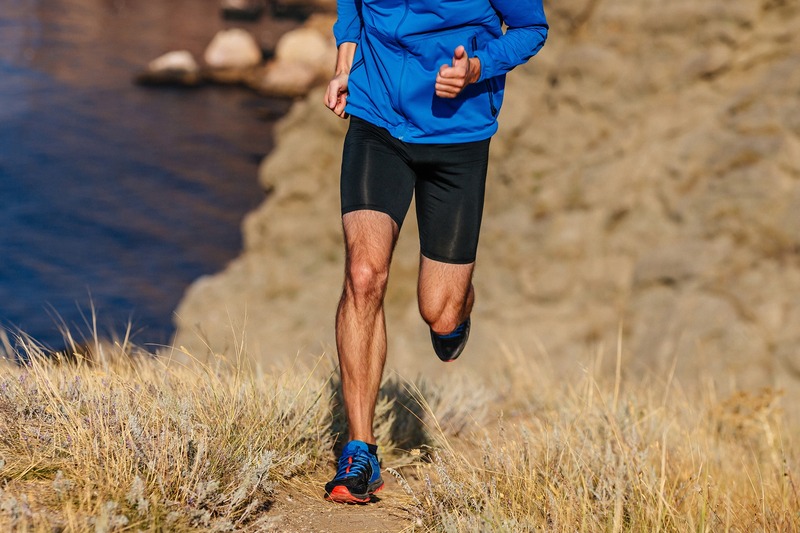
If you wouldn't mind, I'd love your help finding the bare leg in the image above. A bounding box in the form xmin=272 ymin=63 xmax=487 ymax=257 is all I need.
xmin=336 ymin=210 xmax=399 ymax=443
xmin=418 ymin=256 xmax=475 ymax=334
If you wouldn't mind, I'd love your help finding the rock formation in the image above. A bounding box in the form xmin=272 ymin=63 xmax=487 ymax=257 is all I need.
xmin=173 ymin=0 xmax=800 ymax=406
xmin=246 ymin=16 xmax=336 ymax=97
xmin=137 ymin=18 xmax=336 ymax=98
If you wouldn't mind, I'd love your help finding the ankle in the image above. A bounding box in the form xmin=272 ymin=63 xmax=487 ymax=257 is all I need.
xmin=348 ymin=434 xmax=376 ymax=445
xmin=344 ymin=439 xmax=379 ymax=456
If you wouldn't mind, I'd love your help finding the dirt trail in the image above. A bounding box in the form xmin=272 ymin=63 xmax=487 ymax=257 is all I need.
xmin=266 ymin=476 xmax=414 ymax=532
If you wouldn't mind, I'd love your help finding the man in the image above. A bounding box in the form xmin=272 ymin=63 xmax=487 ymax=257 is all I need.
xmin=323 ymin=0 xmax=548 ymax=504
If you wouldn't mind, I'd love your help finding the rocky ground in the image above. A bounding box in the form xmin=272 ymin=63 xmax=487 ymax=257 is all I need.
xmin=172 ymin=0 xmax=800 ymax=412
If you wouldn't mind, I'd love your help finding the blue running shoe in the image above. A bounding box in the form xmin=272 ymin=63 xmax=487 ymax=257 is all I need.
xmin=430 ymin=317 xmax=470 ymax=362
xmin=324 ymin=440 xmax=384 ymax=503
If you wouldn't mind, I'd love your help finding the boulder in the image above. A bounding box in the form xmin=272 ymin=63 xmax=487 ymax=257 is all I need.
xmin=274 ymin=26 xmax=336 ymax=80
xmin=204 ymin=28 xmax=263 ymax=70
xmin=135 ymin=50 xmax=201 ymax=86
xmin=148 ymin=50 xmax=199 ymax=74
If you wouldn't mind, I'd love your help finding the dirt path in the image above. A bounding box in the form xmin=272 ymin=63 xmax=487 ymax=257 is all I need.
xmin=264 ymin=474 xmax=416 ymax=532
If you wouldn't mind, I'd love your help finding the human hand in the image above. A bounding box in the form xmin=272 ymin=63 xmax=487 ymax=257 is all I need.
xmin=435 ymin=45 xmax=481 ymax=98
xmin=325 ymin=73 xmax=350 ymax=118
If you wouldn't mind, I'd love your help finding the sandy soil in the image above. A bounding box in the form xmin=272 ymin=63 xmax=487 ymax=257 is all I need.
xmin=265 ymin=475 xmax=415 ymax=532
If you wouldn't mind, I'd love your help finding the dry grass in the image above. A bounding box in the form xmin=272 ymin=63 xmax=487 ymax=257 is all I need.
xmin=396 ymin=345 xmax=800 ymax=532
xmin=0 ymin=331 xmax=336 ymax=531
xmin=1 ymin=331 xmax=798 ymax=532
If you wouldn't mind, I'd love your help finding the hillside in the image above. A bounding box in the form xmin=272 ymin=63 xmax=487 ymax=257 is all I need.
xmin=173 ymin=0 xmax=800 ymax=405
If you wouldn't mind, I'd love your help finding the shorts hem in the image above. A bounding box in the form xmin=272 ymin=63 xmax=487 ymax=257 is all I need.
xmin=341 ymin=205 xmax=404 ymax=229
xmin=421 ymin=250 xmax=476 ymax=265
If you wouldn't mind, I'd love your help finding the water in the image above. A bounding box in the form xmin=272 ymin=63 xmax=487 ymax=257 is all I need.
xmin=0 ymin=0 xmax=296 ymax=349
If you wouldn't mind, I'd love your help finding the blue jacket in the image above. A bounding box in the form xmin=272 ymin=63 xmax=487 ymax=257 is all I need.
xmin=334 ymin=0 xmax=548 ymax=143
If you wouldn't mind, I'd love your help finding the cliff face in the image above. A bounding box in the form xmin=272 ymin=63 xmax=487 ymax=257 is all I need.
xmin=173 ymin=0 xmax=800 ymax=396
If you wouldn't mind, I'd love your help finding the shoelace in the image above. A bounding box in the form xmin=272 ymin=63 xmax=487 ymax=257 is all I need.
xmin=336 ymin=449 xmax=371 ymax=479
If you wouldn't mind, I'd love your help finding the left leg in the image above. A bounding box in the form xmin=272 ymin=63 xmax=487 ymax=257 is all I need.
xmin=418 ymin=257 xmax=474 ymax=335
xmin=411 ymin=137 xmax=490 ymax=360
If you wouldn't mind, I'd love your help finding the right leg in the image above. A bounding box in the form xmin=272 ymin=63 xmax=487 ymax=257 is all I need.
xmin=336 ymin=210 xmax=399 ymax=443
xmin=327 ymin=117 xmax=414 ymax=503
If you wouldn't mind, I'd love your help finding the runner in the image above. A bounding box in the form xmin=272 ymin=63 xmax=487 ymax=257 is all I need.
xmin=323 ymin=0 xmax=548 ymax=503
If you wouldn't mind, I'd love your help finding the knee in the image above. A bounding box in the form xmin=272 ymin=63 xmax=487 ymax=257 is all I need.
xmin=420 ymin=286 xmax=474 ymax=334
xmin=345 ymin=260 xmax=389 ymax=303
xmin=420 ymin=304 xmax=463 ymax=335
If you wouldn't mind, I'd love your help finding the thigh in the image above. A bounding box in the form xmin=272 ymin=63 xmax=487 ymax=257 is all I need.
xmin=342 ymin=210 xmax=399 ymax=271
xmin=340 ymin=117 xmax=416 ymax=229
xmin=418 ymin=255 xmax=475 ymax=308
xmin=414 ymin=138 xmax=491 ymax=264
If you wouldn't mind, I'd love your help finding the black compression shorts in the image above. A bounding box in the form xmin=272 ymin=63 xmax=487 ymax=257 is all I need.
xmin=340 ymin=116 xmax=490 ymax=264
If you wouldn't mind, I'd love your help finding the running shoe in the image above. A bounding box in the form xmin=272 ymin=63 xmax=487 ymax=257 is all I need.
xmin=431 ymin=317 xmax=471 ymax=362
xmin=324 ymin=440 xmax=384 ymax=503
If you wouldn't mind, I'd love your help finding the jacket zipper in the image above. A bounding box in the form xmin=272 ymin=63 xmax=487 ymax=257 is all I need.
xmin=394 ymin=2 xmax=411 ymax=129
xmin=473 ymin=36 xmax=498 ymax=117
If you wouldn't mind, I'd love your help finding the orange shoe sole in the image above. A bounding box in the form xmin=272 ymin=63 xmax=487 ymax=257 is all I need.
xmin=326 ymin=483 xmax=384 ymax=504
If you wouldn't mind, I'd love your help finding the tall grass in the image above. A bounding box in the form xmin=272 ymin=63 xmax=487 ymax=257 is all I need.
xmin=396 ymin=345 xmax=800 ymax=532
xmin=0 ymin=330 xmax=490 ymax=531
xmin=0 ymin=333 xmax=334 ymax=531
xmin=1 ymin=331 xmax=798 ymax=531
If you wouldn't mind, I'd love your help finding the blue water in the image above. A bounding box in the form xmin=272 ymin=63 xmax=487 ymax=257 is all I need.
xmin=0 ymin=0 xmax=294 ymax=349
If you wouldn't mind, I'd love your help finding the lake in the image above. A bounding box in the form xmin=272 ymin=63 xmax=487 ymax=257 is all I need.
xmin=0 ymin=0 xmax=295 ymax=350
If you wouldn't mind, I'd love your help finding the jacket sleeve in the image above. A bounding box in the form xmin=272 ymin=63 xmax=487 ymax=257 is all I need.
xmin=472 ymin=0 xmax=548 ymax=82
xmin=333 ymin=0 xmax=362 ymax=46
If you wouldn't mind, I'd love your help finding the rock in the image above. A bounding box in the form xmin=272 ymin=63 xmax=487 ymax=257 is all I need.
xmin=205 ymin=16 xmax=337 ymax=94
xmin=246 ymin=60 xmax=318 ymax=98
xmin=274 ymin=26 xmax=336 ymax=80
xmin=204 ymin=28 xmax=263 ymax=70
xmin=135 ymin=50 xmax=201 ymax=86
xmin=148 ymin=50 xmax=199 ymax=74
